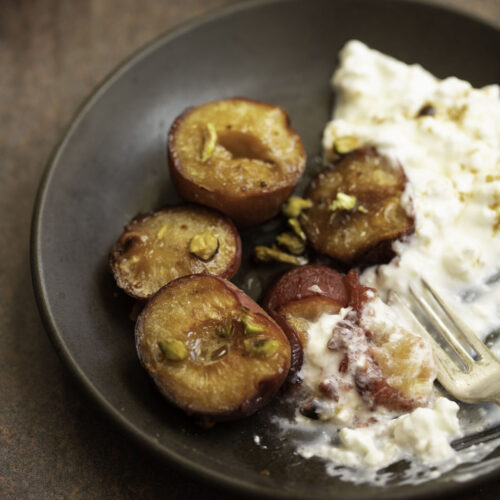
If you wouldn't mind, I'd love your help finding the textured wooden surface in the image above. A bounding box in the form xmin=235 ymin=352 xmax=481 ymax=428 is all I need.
xmin=1 ymin=0 xmax=499 ymax=498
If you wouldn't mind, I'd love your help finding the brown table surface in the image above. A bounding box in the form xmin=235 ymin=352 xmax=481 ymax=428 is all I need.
xmin=1 ymin=0 xmax=500 ymax=498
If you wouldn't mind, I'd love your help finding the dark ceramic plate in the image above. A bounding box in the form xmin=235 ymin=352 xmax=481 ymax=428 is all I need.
xmin=32 ymin=0 xmax=500 ymax=498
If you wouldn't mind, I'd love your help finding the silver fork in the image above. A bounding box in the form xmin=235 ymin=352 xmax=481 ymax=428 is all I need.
xmin=388 ymin=278 xmax=500 ymax=405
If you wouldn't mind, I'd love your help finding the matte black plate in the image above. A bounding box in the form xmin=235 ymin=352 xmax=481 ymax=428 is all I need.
xmin=31 ymin=0 xmax=500 ymax=498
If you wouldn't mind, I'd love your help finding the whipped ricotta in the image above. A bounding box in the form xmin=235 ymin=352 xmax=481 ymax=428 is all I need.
xmin=297 ymin=299 xmax=458 ymax=469
xmin=299 ymin=397 xmax=460 ymax=468
xmin=287 ymin=40 xmax=500 ymax=480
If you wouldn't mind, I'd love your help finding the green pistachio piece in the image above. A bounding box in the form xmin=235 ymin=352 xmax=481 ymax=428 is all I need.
xmin=215 ymin=319 xmax=234 ymax=339
xmin=254 ymin=245 xmax=308 ymax=266
xmin=243 ymin=338 xmax=279 ymax=358
xmin=210 ymin=345 xmax=228 ymax=361
xmin=200 ymin=123 xmax=217 ymax=162
xmin=329 ymin=192 xmax=357 ymax=212
xmin=189 ymin=231 xmax=219 ymax=261
xmin=282 ymin=196 xmax=313 ymax=218
xmin=158 ymin=339 xmax=188 ymax=361
xmin=241 ymin=314 xmax=263 ymax=336
xmin=276 ymin=232 xmax=306 ymax=255
xmin=358 ymin=205 xmax=368 ymax=213
xmin=334 ymin=136 xmax=360 ymax=154
xmin=157 ymin=225 xmax=168 ymax=239
xmin=287 ymin=218 xmax=306 ymax=241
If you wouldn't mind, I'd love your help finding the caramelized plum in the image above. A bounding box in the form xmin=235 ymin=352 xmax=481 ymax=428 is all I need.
xmin=302 ymin=147 xmax=415 ymax=265
xmin=266 ymin=267 xmax=436 ymax=416
xmin=325 ymin=272 xmax=436 ymax=412
xmin=264 ymin=265 xmax=349 ymax=314
xmin=264 ymin=265 xmax=350 ymax=378
xmin=360 ymin=299 xmax=437 ymax=409
xmin=135 ymin=275 xmax=291 ymax=423
xmin=168 ymin=98 xmax=306 ymax=227
xmin=109 ymin=205 xmax=241 ymax=300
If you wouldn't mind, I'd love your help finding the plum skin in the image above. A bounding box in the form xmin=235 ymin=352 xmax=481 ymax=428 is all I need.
xmin=167 ymin=98 xmax=306 ymax=227
xmin=109 ymin=204 xmax=242 ymax=301
xmin=302 ymin=147 xmax=415 ymax=266
xmin=264 ymin=265 xmax=350 ymax=379
xmin=135 ymin=274 xmax=292 ymax=424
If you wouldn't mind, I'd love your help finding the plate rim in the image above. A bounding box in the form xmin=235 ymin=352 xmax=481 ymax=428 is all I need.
xmin=30 ymin=0 xmax=500 ymax=498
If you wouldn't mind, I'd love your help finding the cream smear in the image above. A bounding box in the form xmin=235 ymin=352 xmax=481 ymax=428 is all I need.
xmin=279 ymin=40 xmax=500 ymax=483
xmin=297 ymin=300 xmax=459 ymax=469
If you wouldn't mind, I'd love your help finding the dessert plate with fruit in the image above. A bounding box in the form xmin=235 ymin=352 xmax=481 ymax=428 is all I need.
xmin=31 ymin=0 xmax=500 ymax=498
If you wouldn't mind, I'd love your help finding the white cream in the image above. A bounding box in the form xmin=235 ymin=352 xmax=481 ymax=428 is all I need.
xmin=391 ymin=398 xmax=460 ymax=461
xmin=297 ymin=302 xmax=457 ymax=468
xmin=299 ymin=398 xmax=460 ymax=468
xmin=300 ymin=310 xmax=347 ymax=389
xmin=291 ymin=40 xmax=500 ymax=477
xmin=323 ymin=40 xmax=500 ymax=341
xmin=299 ymin=308 xmax=370 ymax=425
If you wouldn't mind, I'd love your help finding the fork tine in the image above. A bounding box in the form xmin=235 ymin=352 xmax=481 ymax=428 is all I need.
xmin=409 ymin=284 xmax=474 ymax=370
xmin=421 ymin=278 xmax=497 ymax=361
xmin=388 ymin=290 xmax=464 ymax=389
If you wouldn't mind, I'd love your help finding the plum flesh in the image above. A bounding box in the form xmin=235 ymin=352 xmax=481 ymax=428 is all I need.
xmin=135 ymin=274 xmax=291 ymax=424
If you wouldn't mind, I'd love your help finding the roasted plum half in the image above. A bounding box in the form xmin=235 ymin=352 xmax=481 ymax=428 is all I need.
xmin=135 ymin=274 xmax=291 ymax=424
xmin=264 ymin=266 xmax=436 ymax=414
xmin=359 ymin=311 xmax=437 ymax=412
xmin=264 ymin=265 xmax=350 ymax=377
xmin=296 ymin=270 xmax=437 ymax=421
xmin=168 ymin=98 xmax=306 ymax=227
xmin=302 ymin=147 xmax=415 ymax=265
xmin=109 ymin=205 xmax=241 ymax=300
xmin=264 ymin=264 xmax=349 ymax=316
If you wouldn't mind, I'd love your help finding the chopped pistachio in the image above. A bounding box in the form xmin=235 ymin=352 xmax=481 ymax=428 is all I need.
xmin=241 ymin=314 xmax=263 ymax=336
xmin=358 ymin=205 xmax=368 ymax=213
xmin=282 ymin=196 xmax=313 ymax=218
xmin=244 ymin=338 xmax=279 ymax=358
xmin=215 ymin=318 xmax=234 ymax=339
xmin=157 ymin=225 xmax=168 ymax=239
xmin=329 ymin=192 xmax=357 ymax=212
xmin=210 ymin=345 xmax=228 ymax=361
xmin=276 ymin=232 xmax=306 ymax=255
xmin=200 ymin=122 xmax=217 ymax=162
xmin=189 ymin=231 xmax=219 ymax=261
xmin=158 ymin=339 xmax=188 ymax=361
xmin=254 ymin=245 xmax=308 ymax=266
xmin=334 ymin=136 xmax=360 ymax=154
xmin=287 ymin=218 xmax=306 ymax=241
